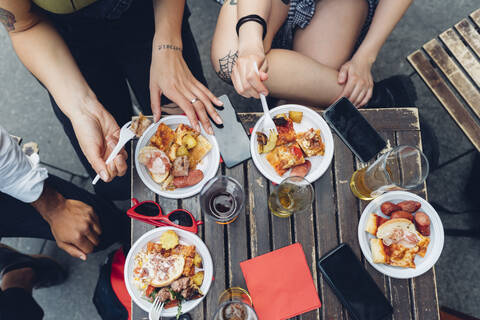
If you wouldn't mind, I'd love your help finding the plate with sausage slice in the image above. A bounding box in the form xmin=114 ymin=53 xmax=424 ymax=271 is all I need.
xmin=135 ymin=115 xmax=220 ymax=199
xmin=358 ymin=191 xmax=444 ymax=279
xmin=250 ymin=104 xmax=334 ymax=184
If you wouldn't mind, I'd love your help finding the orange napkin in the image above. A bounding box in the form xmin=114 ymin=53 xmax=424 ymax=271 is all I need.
xmin=240 ymin=243 xmax=321 ymax=320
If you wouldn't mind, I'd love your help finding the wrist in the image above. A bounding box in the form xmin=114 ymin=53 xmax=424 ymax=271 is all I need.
xmin=238 ymin=22 xmax=264 ymax=52
xmin=353 ymin=46 xmax=378 ymax=66
xmin=31 ymin=183 xmax=66 ymax=224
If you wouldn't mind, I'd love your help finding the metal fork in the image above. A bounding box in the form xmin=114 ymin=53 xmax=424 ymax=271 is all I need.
xmin=92 ymin=121 xmax=135 ymax=185
xmin=149 ymin=295 xmax=165 ymax=320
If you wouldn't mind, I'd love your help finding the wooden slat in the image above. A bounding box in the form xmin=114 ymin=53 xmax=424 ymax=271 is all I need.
xmin=239 ymin=109 xmax=420 ymax=132
xmin=407 ymin=50 xmax=480 ymax=151
xmin=423 ymin=39 xmax=480 ymax=119
xmin=203 ymin=168 xmax=227 ymax=318
xmin=181 ymin=195 xmax=204 ymax=320
xmin=455 ymin=19 xmax=480 ymax=58
xmin=396 ymin=130 xmax=439 ymax=320
xmin=439 ymin=28 xmax=480 ymax=87
xmin=226 ymin=164 xmax=249 ymax=288
xmin=314 ymin=165 xmax=343 ymax=320
xmin=294 ymin=187 xmax=320 ymax=320
xmin=247 ymin=160 xmax=271 ymax=258
xmin=470 ymin=8 xmax=480 ymax=29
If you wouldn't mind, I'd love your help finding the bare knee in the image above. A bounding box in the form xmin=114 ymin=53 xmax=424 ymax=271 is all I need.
xmin=211 ymin=48 xmax=238 ymax=85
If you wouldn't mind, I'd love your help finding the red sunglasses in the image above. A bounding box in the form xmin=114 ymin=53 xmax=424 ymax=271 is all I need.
xmin=127 ymin=198 xmax=203 ymax=234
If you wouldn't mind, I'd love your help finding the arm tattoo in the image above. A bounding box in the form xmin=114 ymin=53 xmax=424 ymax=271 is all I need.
xmin=0 ymin=8 xmax=16 ymax=32
xmin=157 ymin=44 xmax=182 ymax=52
xmin=229 ymin=0 xmax=237 ymax=5
xmin=216 ymin=50 xmax=238 ymax=84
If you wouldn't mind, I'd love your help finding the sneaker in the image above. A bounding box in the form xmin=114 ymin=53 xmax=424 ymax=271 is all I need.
xmin=0 ymin=244 xmax=67 ymax=289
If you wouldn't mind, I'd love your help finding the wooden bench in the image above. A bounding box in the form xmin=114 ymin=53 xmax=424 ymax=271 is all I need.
xmin=407 ymin=8 xmax=480 ymax=152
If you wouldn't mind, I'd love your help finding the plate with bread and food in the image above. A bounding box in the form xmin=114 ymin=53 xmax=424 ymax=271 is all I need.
xmin=135 ymin=115 xmax=220 ymax=199
xmin=125 ymin=227 xmax=213 ymax=316
xmin=358 ymin=191 xmax=444 ymax=279
xmin=250 ymin=105 xmax=334 ymax=184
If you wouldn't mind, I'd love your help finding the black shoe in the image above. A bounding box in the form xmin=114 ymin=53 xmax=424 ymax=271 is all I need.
xmin=0 ymin=244 xmax=67 ymax=289
xmin=366 ymin=75 xmax=417 ymax=108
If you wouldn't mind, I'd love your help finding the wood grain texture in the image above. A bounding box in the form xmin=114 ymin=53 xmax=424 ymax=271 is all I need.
xmin=407 ymin=50 xmax=480 ymax=151
xmin=439 ymin=28 xmax=480 ymax=87
xmin=423 ymin=39 xmax=480 ymax=119
xmin=455 ymin=19 xmax=480 ymax=58
xmin=470 ymin=9 xmax=480 ymax=31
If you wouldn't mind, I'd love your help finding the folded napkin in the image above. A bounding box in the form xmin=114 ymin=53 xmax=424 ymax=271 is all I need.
xmin=240 ymin=243 xmax=321 ymax=320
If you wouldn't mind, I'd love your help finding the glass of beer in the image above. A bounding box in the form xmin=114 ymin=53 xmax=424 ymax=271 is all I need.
xmin=350 ymin=145 xmax=429 ymax=200
xmin=200 ymin=176 xmax=245 ymax=224
xmin=214 ymin=287 xmax=258 ymax=320
xmin=268 ymin=176 xmax=314 ymax=218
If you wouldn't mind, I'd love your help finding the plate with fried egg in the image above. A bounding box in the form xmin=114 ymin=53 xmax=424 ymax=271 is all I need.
xmin=358 ymin=191 xmax=444 ymax=279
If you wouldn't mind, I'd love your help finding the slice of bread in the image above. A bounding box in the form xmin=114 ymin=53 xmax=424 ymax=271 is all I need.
xmin=150 ymin=255 xmax=185 ymax=287
xmin=376 ymin=218 xmax=416 ymax=239
xmin=370 ymin=238 xmax=387 ymax=264
xmin=365 ymin=213 xmax=379 ymax=235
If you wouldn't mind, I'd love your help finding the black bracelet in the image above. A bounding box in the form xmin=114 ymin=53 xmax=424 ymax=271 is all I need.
xmin=236 ymin=14 xmax=267 ymax=40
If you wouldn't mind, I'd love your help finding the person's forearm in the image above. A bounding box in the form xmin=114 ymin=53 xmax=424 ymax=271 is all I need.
xmin=152 ymin=0 xmax=185 ymax=49
xmin=30 ymin=182 xmax=66 ymax=224
xmin=237 ymin=0 xmax=271 ymax=51
xmin=354 ymin=0 xmax=413 ymax=64
xmin=9 ymin=19 xmax=97 ymax=119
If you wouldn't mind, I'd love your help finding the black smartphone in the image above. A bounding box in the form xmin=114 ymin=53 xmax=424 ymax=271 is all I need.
xmin=324 ymin=97 xmax=386 ymax=162
xmin=318 ymin=243 xmax=393 ymax=320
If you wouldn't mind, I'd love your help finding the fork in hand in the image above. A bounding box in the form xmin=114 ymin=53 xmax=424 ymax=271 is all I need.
xmin=92 ymin=121 xmax=135 ymax=185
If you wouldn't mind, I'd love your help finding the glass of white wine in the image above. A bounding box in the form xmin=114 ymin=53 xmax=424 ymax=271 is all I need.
xmin=213 ymin=287 xmax=258 ymax=320
xmin=268 ymin=176 xmax=314 ymax=218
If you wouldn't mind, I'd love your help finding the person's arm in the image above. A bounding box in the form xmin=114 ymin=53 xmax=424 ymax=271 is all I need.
xmin=0 ymin=0 xmax=126 ymax=182
xmin=150 ymin=0 xmax=223 ymax=134
xmin=0 ymin=126 xmax=101 ymax=260
xmin=337 ymin=0 xmax=413 ymax=107
xmin=231 ymin=0 xmax=271 ymax=99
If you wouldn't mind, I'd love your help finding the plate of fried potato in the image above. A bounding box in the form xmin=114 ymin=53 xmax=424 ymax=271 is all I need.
xmin=135 ymin=115 xmax=220 ymax=199
xmin=125 ymin=226 xmax=213 ymax=315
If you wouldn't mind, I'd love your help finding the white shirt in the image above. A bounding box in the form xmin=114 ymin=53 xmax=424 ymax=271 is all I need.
xmin=0 ymin=125 xmax=48 ymax=203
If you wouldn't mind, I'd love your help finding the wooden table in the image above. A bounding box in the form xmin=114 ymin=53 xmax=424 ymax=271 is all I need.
xmin=407 ymin=8 xmax=480 ymax=151
xmin=131 ymin=108 xmax=440 ymax=319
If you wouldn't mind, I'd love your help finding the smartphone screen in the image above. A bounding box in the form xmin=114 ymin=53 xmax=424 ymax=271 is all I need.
xmin=324 ymin=98 xmax=386 ymax=162
xmin=318 ymin=243 xmax=392 ymax=320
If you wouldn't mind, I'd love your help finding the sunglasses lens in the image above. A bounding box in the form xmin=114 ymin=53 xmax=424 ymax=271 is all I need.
xmin=135 ymin=202 xmax=160 ymax=217
xmin=169 ymin=211 xmax=193 ymax=227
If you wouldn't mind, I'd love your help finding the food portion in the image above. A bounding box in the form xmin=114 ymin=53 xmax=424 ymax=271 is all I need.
xmin=139 ymin=123 xmax=212 ymax=190
xmin=131 ymin=113 xmax=153 ymax=137
xmin=366 ymin=199 xmax=431 ymax=269
xmin=133 ymin=230 xmax=205 ymax=311
xmin=257 ymin=111 xmax=325 ymax=177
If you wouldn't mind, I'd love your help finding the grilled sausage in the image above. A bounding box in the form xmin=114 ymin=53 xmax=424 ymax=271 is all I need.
xmin=397 ymin=200 xmax=421 ymax=213
xmin=414 ymin=212 xmax=430 ymax=236
xmin=173 ymin=170 xmax=204 ymax=188
xmin=390 ymin=210 xmax=414 ymax=222
xmin=290 ymin=160 xmax=311 ymax=178
xmin=380 ymin=201 xmax=401 ymax=216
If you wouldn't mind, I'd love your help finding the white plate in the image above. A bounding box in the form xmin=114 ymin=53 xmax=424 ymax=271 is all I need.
xmin=124 ymin=226 xmax=214 ymax=315
xmin=135 ymin=116 xmax=220 ymax=199
xmin=358 ymin=191 xmax=444 ymax=279
xmin=250 ymin=105 xmax=334 ymax=184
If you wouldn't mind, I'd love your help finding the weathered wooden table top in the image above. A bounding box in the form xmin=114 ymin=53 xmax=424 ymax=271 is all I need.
xmin=130 ymin=108 xmax=439 ymax=320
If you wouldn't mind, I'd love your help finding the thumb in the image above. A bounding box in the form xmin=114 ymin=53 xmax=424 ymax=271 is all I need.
xmin=338 ymin=65 xmax=348 ymax=84
xmin=150 ymin=87 xmax=162 ymax=123
xmin=88 ymin=149 xmax=109 ymax=182
xmin=59 ymin=242 xmax=87 ymax=261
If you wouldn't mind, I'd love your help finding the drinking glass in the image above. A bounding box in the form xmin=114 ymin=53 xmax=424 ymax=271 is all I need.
xmin=268 ymin=176 xmax=314 ymax=218
xmin=350 ymin=145 xmax=429 ymax=200
xmin=200 ymin=176 xmax=245 ymax=224
xmin=213 ymin=288 xmax=258 ymax=320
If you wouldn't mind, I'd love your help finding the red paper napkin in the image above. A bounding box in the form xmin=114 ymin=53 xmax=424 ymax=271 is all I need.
xmin=240 ymin=243 xmax=321 ymax=320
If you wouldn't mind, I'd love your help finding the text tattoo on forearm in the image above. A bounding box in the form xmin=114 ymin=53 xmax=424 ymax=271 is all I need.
xmin=157 ymin=44 xmax=183 ymax=52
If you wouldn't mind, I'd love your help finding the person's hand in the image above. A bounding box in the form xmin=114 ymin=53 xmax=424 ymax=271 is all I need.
xmin=70 ymin=96 xmax=128 ymax=183
xmin=149 ymin=47 xmax=223 ymax=134
xmin=232 ymin=46 xmax=269 ymax=99
xmin=337 ymin=56 xmax=374 ymax=108
xmin=32 ymin=184 xmax=102 ymax=260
